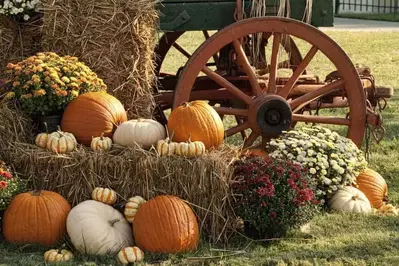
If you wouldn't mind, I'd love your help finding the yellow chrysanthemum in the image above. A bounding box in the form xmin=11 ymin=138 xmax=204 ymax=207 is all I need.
xmin=6 ymin=63 xmax=16 ymax=69
xmin=4 ymin=92 xmax=15 ymax=100
xmin=50 ymin=84 xmax=59 ymax=89
xmin=55 ymin=90 xmax=68 ymax=97
xmin=61 ymin=76 xmax=70 ymax=83
xmin=69 ymin=82 xmax=79 ymax=88
xmin=21 ymin=94 xmax=33 ymax=99
xmin=70 ymin=90 xmax=79 ymax=97
xmin=12 ymin=81 xmax=20 ymax=87
xmin=33 ymin=89 xmax=46 ymax=97
xmin=31 ymin=74 xmax=40 ymax=80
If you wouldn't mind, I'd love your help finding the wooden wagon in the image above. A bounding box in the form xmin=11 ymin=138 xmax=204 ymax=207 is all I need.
xmin=152 ymin=0 xmax=393 ymax=148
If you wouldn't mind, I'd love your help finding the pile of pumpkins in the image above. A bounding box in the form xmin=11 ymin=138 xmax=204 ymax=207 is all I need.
xmin=2 ymin=187 xmax=200 ymax=264
xmin=34 ymin=92 xmax=225 ymax=157
xmin=329 ymin=168 xmax=397 ymax=215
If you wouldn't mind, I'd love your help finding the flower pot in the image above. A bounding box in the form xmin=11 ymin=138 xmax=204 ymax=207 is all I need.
xmin=33 ymin=114 xmax=63 ymax=133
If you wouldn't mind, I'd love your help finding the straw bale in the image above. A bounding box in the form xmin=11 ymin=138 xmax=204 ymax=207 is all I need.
xmin=41 ymin=0 xmax=159 ymax=118
xmin=0 ymin=103 xmax=238 ymax=243
xmin=0 ymin=15 xmax=43 ymax=78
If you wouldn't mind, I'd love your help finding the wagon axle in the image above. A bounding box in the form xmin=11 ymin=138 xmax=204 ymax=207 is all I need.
xmin=248 ymin=94 xmax=292 ymax=137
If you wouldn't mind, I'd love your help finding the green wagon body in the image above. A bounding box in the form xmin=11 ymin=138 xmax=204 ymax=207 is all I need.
xmin=158 ymin=0 xmax=334 ymax=31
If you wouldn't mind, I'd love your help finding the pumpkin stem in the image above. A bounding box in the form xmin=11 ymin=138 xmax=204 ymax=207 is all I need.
xmin=188 ymin=133 xmax=192 ymax=143
xmin=57 ymin=125 xmax=62 ymax=132
xmin=165 ymin=125 xmax=172 ymax=143
xmin=108 ymin=218 xmax=120 ymax=227
xmin=351 ymin=195 xmax=359 ymax=201
xmin=43 ymin=122 xmax=49 ymax=134
xmin=32 ymin=190 xmax=41 ymax=196
xmin=383 ymin=195 xmax=390 ymax=203
xmin=100 ymin=132 xmax=104 ymax=140
xmin=182 ymin=102 xmax=190 ymax=108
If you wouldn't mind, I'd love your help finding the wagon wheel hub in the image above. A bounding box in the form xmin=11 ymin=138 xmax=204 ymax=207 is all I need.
xmin=249 ymin=95 xmax=292 ymax=136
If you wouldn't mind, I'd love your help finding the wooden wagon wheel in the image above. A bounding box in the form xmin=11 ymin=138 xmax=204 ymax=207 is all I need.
xmin=172 ymin=17 xmax=367 ymax=148
xmin=154 ymin=30 xmax=304 ymax=80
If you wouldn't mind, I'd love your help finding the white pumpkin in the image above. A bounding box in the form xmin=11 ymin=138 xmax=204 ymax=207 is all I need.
xmin=113 ymin=119 xmax=166 ymax=149
xmin=156 ymin=138 xmax=177 ymax=156
xmin=44 ymin=249 xmax=74 ymax=263
xmin=46 ymin=127 xmax=77 ymax=153
xmin=329 ymin=186 xmax=372 ymax=213
xmin=124 ymin=196 xmax=146 ymax=223
xmin=35 ymin=132 xmax=49 ymax=149
xmin=66 ymin=200 xmax=133 ymax=255
xmin=117 ymin=246 xmax=144 ymax=265
xmin=91 ymin=133 xmax=113 ymax=151
xmin=175 ymin=139 xmax=206 ymax=157
xmin=91 ymin=187 xmax=117 ymax=205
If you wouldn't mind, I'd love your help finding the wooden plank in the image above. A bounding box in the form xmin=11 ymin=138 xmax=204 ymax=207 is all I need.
xmin=158 ymin=0 xmax=333 ymax=31
xmin=159 ymin=2 xmax=237 ymax=31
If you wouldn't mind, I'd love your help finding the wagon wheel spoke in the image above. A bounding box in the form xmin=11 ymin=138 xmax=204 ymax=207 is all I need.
xmin=172 ymin=42 xmax=192 ymax=59
xmin=243 ymin=131 xmax=259 ymax=148
xmin=232 ymin=39 xmax=262 ymax=96
xmin=203 ymin=30 xmax=219 ymax=64
xmin=225 ymin=121 xmax=250 ymax=137
xmin=292 ymin=114 xmax=350 ymax=126
xmin=279 ymin=45 xmax=319 ymax=98
xmin=290 ymin=79 xmax=345 ymax=112
xmin=213 ymin=107 xmax=248 ymax=117
xmin=201 ymin=67 xmax=253 ymax=104
xmin=267 ymin=33 xmax=282 ymax=94
xmin=236 ymin=117 xmax=249 ymax=140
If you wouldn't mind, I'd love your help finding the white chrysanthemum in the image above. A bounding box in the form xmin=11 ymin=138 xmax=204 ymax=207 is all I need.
xmin=309 ymin=168 xmax=316 ymax=174
xmin=266 ymin=126 xmax=367 ymax=201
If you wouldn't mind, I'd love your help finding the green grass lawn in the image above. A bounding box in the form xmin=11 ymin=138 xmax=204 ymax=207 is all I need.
xmin=1 ymin=31 xmax=399 ymax=265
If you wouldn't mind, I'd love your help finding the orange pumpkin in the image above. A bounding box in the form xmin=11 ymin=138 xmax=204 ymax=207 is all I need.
xmin=61 ymin=92 xmax=127 ymax=145
xmin=168 ymin=101 xmax=224 ymax=149
xmin=133 ymin=195 xmax=199 ymax=253
xmin=3 ymin=190 xmax=71 ymax=246
xmin=355 ymin=168 xmax=388 ymax=209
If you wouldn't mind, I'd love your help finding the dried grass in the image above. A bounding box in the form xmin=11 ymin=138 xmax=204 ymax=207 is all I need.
xmin=0 ymin=103 xmax=238 ymax=243
xmin=41 ymin=0 xmax=159 ymax=118
xmin=0 ymin=15 xmax=43 ymax=78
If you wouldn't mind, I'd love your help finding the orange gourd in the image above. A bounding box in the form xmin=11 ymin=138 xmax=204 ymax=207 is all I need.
xmin=133 ymin=195 xmax=199 ymax=253
xmin=355 ymin=168 xmax=388 ymax=209
xmin=167 ymin=101 xmax=224 ymax=149
xmin=3 ymin=190 xmax=71 ymax=246
xmin=61 ymin=92 xmax=127 ymax=145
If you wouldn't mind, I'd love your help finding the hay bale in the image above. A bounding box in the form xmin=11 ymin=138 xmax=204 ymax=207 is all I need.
xmin=0 ymin=104 xmax=237 ymax=243
xmin=0 ymin=15 xmax=43 ymax=78
xmin=41 ymin=0 xmax=159 ymax=118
